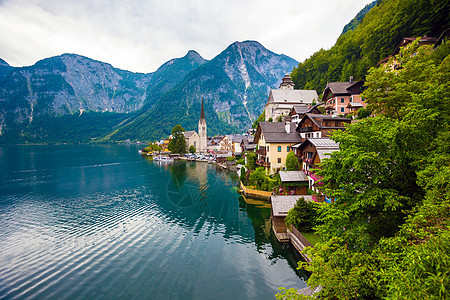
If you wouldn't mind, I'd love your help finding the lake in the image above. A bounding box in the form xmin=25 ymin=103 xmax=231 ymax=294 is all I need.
xmin=0 ymin=145 xmax=307 ymax=299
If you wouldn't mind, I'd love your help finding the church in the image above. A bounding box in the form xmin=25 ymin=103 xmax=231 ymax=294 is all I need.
xmin=183 ymin=98 xmax=207 ymax=153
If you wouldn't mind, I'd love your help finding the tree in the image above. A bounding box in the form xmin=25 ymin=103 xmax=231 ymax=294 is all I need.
xmin=245 ymin=152 xmax=257 ymax=171
xmin=284 ymin=197 xmax=319 ymax=231
xmin=189 ymin=145 xmax=196 ymax=154
xmin=289 ymin=42 xmax=450 ymax=299
xmin=285 ymin=151 xmax=300 ymax=171
xmin=167 ymin=125 xmax=187 ymax=154
xmin=356 ymin=107 xmax=371 ymax=119
xmin=252 ymin=110 xmax=265 ymax=129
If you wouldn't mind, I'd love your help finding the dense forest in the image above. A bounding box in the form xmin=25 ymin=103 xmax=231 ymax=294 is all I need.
xmin=290 ymin=0 xmax=449 ymax=93
xmin=278 ymin=40 xmax=449 ymax=299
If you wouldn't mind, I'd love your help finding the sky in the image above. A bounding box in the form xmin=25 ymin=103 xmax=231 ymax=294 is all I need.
xmin=0 ymin=0 xmax=375 ymax=73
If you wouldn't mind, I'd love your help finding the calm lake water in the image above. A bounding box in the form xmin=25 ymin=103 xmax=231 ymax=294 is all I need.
xmin=0 ymin=145 xmax=307 ymax=299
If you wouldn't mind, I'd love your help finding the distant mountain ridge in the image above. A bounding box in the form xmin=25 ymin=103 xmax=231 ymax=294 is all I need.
xmin=0 ymin=41 xmax=298 ymax=143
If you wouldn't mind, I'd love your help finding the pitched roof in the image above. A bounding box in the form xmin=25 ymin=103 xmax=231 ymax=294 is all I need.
xmin=200 ymin=98 xmax=205 ymax=120
xmin=322 ymin=80 xmax=363 ymax=100
xmin=307 ymin=138 xmax=339 ymax=149
xmin=271 ymin=195 xmax=313 ymax=217
xmin=257 ymin=122 xmax=302 ymax=143
xmin=297 ymin=113 xmax=351 ymax=130
xmin=266 ymin=89 xmax=318 ymax=105
xmin=279 ymin=171 xmax=308 ymax=182
xmin=183 ymin=131 xmax=197 ymax=138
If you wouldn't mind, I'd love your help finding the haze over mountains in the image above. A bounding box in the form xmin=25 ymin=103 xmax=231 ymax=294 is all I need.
xmin=0 ymin=41 xmax=297 ymax=143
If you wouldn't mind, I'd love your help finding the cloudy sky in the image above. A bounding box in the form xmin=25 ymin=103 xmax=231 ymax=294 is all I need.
xmin=0 ymin=0 xmax=374 ymax=73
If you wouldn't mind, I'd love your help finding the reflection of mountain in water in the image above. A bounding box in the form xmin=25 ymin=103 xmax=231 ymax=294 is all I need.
xmin=144 ymin=160 xmax=254 ymax=242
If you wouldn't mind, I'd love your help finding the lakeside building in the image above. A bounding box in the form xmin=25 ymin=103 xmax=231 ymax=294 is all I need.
xmin=296 ymin=113 xmax=351 ymax=141
xmin=322 ymin=77 xmax=366 ymax=116
xmin=254 ymin=121 xmax=301 ymax=175
xmin=183 ymin=131 xmax=199 ymax=151
xmin=265 ymin=75 xmax=318 ymax=121
xmin=292 ymin=138 xmax=340 ymax=203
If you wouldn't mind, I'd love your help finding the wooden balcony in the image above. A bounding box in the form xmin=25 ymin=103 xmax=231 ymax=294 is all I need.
xmin=256 ymin=148 xmax=267 ymax=156
xmin=256 ymin=159 xmax=270 ymax=167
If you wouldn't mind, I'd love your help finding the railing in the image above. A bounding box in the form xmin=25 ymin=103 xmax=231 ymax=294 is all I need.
xmin=240 ymin=181 xmax=272 ymax=200
xmin=256 ymin=148 xmax=267 ymax=156
xmin=256 ymin=159 xmax=270 ymax=167
xmin=299 ymin=126 xmax=313 ymax=132
xmin=290 ymin=226 xmax=313 ymax=248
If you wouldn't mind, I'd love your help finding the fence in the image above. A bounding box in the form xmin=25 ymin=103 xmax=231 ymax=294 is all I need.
xmin=240 ymin=181 xmax=272 ymax=200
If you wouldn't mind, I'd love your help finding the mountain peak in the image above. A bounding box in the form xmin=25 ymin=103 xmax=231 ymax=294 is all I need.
xmin=0 ymin=58 xmax=10 ymax=67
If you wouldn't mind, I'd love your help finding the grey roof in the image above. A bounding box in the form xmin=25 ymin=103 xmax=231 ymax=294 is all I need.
xmin=258 ymin=122 xmax=301 ymax=143
xmin=267 ymin=89 xmax=318 ymax=105
xmin=232 ymin=134 xmax=253 ymax=143
xmin=183 ymin=131 xmax=197 ymax=138
xmin=325 ymin=82 xmax=354 ymax=95
xmin=317 ymin=149 xmax=339 ymax=161
xmin=271 ymin=195 xmax=313 ymax=217
xmin=307 ymin=138 xmax=339 ymax=149
xmin=279 ymin=171 xmax=308 ymax=182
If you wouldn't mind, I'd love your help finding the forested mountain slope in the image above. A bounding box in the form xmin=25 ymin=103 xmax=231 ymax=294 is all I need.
xmin=291 ymin=0 xmax=449 ymax=93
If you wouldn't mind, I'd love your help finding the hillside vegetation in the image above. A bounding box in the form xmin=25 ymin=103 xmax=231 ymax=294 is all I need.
xmin=290 ymin=0 xmax=449 ymax=93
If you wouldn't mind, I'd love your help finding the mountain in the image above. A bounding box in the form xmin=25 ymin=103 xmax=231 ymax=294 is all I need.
xmin=291 ymin=0 xmax=449 ymax=92
xmin=0 ymin=41 xmax=297 ymax=143
xmin=102 ymin=41 xmax=299 ymax=142
xmin=340 ymin=0 xmax=377 ymax=36
xmin=0 ymin=58 xmax=15 ymax=82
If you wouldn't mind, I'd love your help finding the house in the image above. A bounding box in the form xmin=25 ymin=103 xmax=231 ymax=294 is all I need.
xmin=296 ymin=113 xmax=351 ymax=141
xmin=271 ymin=195 xmax=313 ymax=242
xmin=289 ymin=105 xmax=321 ymax=124
xmin=183 ymin=131 xmax=199 ymax=151
xmin=265 ymin=75 xmax=318 ymax=121
xmin=293 ymin=138 xmax=339 ymax=203
xmin=207 ymin=135 xmax=223 ymax=153
xmin=278 ymin=171 xmax=309 ymax=195
xmin=322 ymin=77 xmax=365 ymax=116
xmin=240 ymin=136 xmax=256 ymax=153
xmin=219 ymin=135 xmax=233 ymax=153
xmin=254 ymin=121 xmax=302 ymax=175
xmin=231 ymin=134 xmax=253 ymax=155
xmin=378 ymin=36 xmax=438 ymax=66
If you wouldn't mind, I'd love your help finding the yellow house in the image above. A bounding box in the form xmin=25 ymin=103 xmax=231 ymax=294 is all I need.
xmin=254 ymin=122 xmax=302 ymax=174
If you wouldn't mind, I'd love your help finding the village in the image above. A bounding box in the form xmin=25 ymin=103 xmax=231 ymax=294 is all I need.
xmin=140 ymin=35 xmax=446 ymax=264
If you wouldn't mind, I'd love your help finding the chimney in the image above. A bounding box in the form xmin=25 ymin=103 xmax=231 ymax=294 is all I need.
xmin=349 ymin=76 xmax=354 ymax=83
xmin=285 ymin=121 xmax=291 ymax=134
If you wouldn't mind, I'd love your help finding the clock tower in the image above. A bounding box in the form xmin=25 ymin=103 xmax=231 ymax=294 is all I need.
xmin=198 ymin=98 xmax=207 ymax=153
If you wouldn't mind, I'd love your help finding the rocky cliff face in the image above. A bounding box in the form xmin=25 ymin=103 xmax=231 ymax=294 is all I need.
xmin=0 ymin=41 xmax=298 ymax=143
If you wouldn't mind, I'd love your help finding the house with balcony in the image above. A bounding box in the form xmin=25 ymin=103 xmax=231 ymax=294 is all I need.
xmin=240 ymin=136 xmax=256 ymax=153
xmin=293 ymin=138 xmax=339 ymax=203
xmin=296 ymin=113 xmax=351 ymax=141
xmin=254 ymin=121 xmax=301 ymax=175
xmin=265 ymin=75 xmax=318 ymax=121
xmin=322 ymin=77 xmax=366 ymax=116
xmin=289 ymin=105 xmax=321 ymax=124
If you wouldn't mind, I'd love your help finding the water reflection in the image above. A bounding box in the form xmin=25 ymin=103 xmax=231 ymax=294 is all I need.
xmin=0 ymin=146 xmax=307 ymax=299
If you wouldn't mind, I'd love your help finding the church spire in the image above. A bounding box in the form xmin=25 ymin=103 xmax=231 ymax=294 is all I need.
xmin=200 ymin=97 xmax=205 ymax=120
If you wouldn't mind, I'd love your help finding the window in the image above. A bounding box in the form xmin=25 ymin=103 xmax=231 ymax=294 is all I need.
xmin=307 ymin=152 xmax=313 ymax=159
xmin=341 ymin=107 xmax=345 ymax=113
xmin=277 ymin=146 xmax=281 ymax=152
xmin=277 ymin=158 xmax=281 ymax=163
xmin=340 ymin=98 xmax=345 ymax=103
xmin=350 ymin=96 xmax=353 ymax=102
xmin=287 ymin=146 xmax=290 ymax=152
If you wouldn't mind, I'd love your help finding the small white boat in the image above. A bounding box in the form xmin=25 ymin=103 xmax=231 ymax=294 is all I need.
xmin=153 ymin=155 xmax=174 ymax=162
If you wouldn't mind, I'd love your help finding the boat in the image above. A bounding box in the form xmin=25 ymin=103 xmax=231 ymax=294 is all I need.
xmin=153 ymin=155 xmax=174 ymax=162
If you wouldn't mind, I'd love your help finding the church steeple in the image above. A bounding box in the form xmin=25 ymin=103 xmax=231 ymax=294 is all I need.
xmin=198 ymin=97 xmax=207 ymax=153
xmin=200 ymin=97 xmax=205 ymax=120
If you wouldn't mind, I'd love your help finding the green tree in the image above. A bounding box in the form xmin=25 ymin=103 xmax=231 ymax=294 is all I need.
xmin=167 ymin=125 xmax=187 ymax=154
xmin=284 ymin=197 xmax=319 ymax=231
xmin=285 ymin=151 xmax=300 ymax=171
xmin=189 ymin=145 xmax=196 ymax=154
xmin=245 ymin=152 xmax=257 ymax=171
xmin=252 ymin=110 xmax=265 ymax=129
xmin=289 ymin=42 xmax=450 ymax=299
xmin=356 ymin=107 xmax=371 ymax=119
